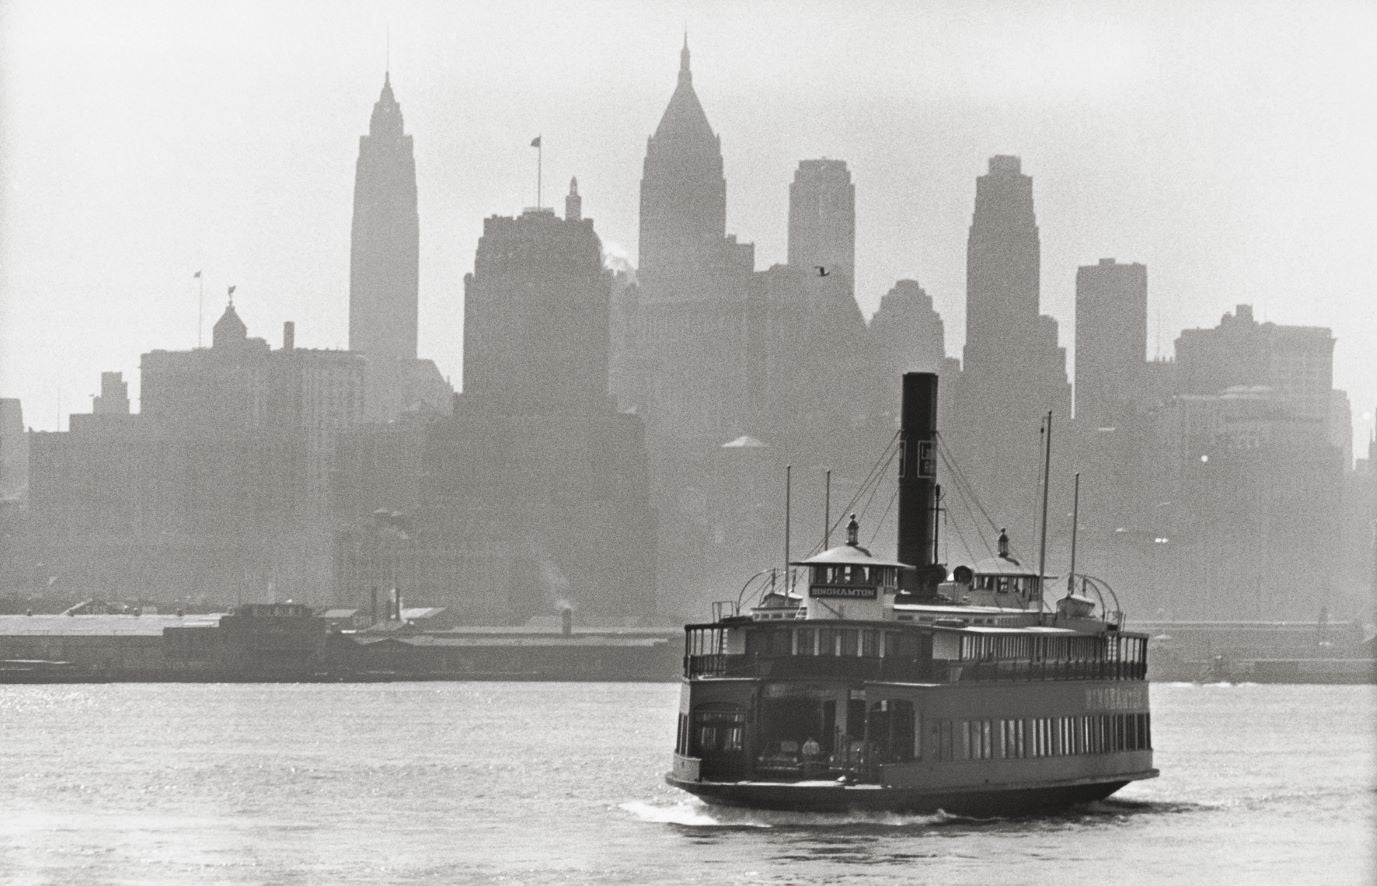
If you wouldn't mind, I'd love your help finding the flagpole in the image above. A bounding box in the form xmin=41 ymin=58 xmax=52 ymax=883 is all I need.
xmin=196 ymin=273 xmax=204 ymax=347
xmin=537 ymin=140 xmax=542 ymax=209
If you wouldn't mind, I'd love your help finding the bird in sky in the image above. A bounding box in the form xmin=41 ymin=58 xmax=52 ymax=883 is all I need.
xmin=815 ymin=266 xmax=830 ymax=277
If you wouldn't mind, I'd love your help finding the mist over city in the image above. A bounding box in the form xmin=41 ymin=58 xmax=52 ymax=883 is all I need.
xmin=2 ymin=4 xmax=1375 ymax=883
xmin=2 ymin=1 xmax=1372 ymax=631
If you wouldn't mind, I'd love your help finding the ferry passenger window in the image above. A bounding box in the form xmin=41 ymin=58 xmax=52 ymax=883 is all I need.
xmin=996 ymin=577 xmax=1009 ymax=594
xmin=691 ymin=705 xmax=746 ymax=754
xmin=819 ymin=628 xmax=837 ymax=656
xmin=766 ymin=629 xmax=790 ymax=657
xmin=796 ymin=627 xmax=815 ymax=656
xmin=840 ymin=630 xmax=858 ymax=657
xmin=861 ymin=630 xmax=879 ymax=658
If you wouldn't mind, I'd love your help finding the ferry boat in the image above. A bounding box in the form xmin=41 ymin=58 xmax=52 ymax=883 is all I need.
xmin=665 ymin=373 xmax=1157 ymax=815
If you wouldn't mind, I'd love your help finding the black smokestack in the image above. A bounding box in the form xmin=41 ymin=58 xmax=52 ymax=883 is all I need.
xmin=898 ymin=372 xmax=939 ymax=594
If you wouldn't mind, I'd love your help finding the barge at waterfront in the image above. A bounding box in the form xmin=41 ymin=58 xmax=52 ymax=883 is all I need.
xmin=666 ymin=373 xmax=1157 ymax=814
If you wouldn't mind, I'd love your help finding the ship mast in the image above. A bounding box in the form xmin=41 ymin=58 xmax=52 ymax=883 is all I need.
xmin=1036 ymin=411 xmax=1052 ymax=620
xmin=1067 ymin=471 xmax=1080 ymax=594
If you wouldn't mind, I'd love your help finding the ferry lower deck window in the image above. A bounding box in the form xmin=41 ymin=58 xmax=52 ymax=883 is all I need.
xmin=936 ymin=720 xmax=953 ymax=761
xmin=796 ymin=627 xmax=816 ymax=656
xmin=840 ymin=629 xmax=858 ymax=657
xmin=691 ymin=705 xmax=746 ymax=754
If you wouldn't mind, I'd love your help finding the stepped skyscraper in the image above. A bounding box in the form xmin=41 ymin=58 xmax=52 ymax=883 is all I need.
xmin=349 ymin=71 xmax=418 ymax=362
xmin=953 ymin=156 xmax=1070 ymax=542
xmin=787 ymin=159 xmax=855 ymax=286
xmin=462 ymin=197 xmax=609 ymax=415
xmin=334 ymin=187 xmax=657 ymax=622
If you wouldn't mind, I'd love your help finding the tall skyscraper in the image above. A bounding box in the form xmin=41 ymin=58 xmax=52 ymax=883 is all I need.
xmin=1075 ymin=258 xmax=1147 ymax=428
xmin=349 ymin=71 xmax=419 ymax=363
xmin=952 ymin=156 xmax=1070 ymax=548
xmin=787 ymin=159 xmax=855 ymax=282
xmin=965 ymin=155 xmax=1040 ymax=361
xmin=638 ymin=37 xmax=727 ymax=284
xmin=335 ymin=186 xmax=658 ymax=622
xmin=630 ymin=40 xmax=755 ymax=446
xmin=462 ymin=196 xmax=609 ymax=415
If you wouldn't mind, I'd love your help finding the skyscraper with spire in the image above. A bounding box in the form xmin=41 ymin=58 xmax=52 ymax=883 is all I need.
xmin=638 ymin=37 xmax=729 ymax=285
xmin=349 ymin=71 xmax=419 ymax=367
xmin=347 ymin=72 xmax=451 ymax=423
xmin=630 ymin=39 xmax=755 ymax=447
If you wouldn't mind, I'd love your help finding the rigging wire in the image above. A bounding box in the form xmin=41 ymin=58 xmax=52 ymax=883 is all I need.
xmin=855 ymin=442 xmax=900 ymax=528
xmin=935 ymin=432 xmax=1001 ymax=535
xmin=935 ymin=430 xmax=1031 ymax=562
xmin=803 ymin=430 xmax=900 ymax=558
xmin=866 ymin=486 xmax=899 ymax=548
xmin=934 ymin=434 xmax=998 ymax=560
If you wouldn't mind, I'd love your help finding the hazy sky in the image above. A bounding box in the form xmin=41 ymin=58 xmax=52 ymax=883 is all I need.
xmin=2 ymin=0 xmax=1374 ymax=451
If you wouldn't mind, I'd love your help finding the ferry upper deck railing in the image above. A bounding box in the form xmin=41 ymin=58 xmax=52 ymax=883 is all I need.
xmin=682 ymin=622 xmax=1149 ymax=682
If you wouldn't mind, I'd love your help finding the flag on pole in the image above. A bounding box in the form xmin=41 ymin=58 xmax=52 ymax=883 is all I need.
xmin=193 ymin=270 xmax=202 ymax=279
xmin=530 ymin=135 xmax=541 ymax=148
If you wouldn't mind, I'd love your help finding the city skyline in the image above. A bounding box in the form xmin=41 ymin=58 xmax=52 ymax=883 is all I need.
xmin=1 ymin=1 xmax=1374 ymax=452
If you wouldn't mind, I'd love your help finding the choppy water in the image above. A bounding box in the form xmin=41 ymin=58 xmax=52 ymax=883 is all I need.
xmin=0 ymin=682 xmax=1372 ymax=884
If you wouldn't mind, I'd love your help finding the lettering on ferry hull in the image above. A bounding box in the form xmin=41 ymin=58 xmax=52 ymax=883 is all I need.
xmin=810 ymin=586 xmax=878 ymax=600
xmin=1085 ymin=685 xmax=1149 ymax=712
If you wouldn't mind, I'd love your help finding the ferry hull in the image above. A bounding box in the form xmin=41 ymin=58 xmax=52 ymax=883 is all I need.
xmin=665 ymin=770 xmax=1157 ymax=816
